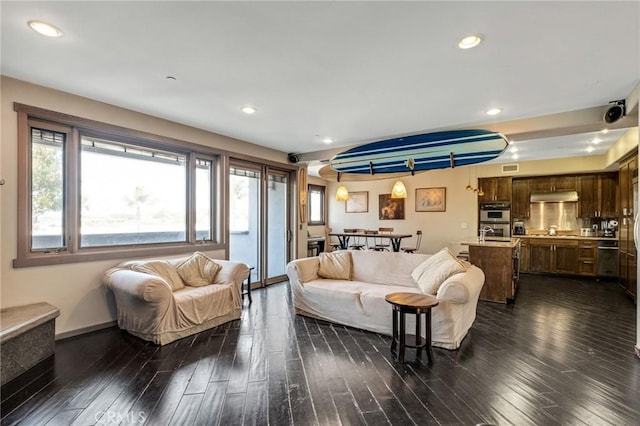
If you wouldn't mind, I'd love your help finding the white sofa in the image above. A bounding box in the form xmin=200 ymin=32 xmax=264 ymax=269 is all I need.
xmin=286 ymin=250 xmax=485 ymax=349
xmin=103 ymin=254 xmax=249 ymax=345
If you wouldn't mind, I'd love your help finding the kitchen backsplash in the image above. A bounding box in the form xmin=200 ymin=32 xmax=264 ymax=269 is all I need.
xmin=524 ymin=203 xmax=583 ymax=231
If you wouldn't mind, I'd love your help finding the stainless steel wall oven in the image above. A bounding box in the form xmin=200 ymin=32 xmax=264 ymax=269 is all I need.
xmin=479 ymin=202 xmax=511 ymax=238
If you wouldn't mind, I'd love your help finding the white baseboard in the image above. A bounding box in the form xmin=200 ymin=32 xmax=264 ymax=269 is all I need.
xmin=55 ymin=321 xmax=117 ymax=341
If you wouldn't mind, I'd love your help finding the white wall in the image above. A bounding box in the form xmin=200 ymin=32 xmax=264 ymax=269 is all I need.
xmin=328 ymin=167 xmax=479 ymax=255
xmin=0 ymin=77 xmax=288 ymax=337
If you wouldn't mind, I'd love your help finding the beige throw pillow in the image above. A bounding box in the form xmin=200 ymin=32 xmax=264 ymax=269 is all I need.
xmin=411 ymin=248 xmax=467 ymax=294
xmin=132 ymin=260 xmax=186 ymax=291
xmin=318 ymin=251 xmax=352 ymax=280
xmin=176 ymin=252 xmax=222 ymax=287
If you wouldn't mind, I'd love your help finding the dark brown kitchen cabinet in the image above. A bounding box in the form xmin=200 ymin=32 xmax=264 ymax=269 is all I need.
xmin=511 ymin=179 xmax=530 ymax=219
xmin=528 ymin=240 xmax=552 ymax=273
xmin=577 ymin=240 xmax=597 ymax=276
xmin=519 ymin=238 xmax=530 ymax=272
xmin=527 ymin=238 xmax=579 ymax=274
xmin=578 ymin=174 xmax=598 ymax=218
xmin=599 ymin=173 xmax=619 ymax=218
xmin=470 ymin=242 xmax=519 ymax=304
xmin=478 ymin=177 xmax=512 ymax=202
xmin=578 ymin=173 xmax=619 ymax=218
xmin=529 ymin=175 xmax=576 ymax=192
xmin=619 ymin=152 xmax=637 ymax=302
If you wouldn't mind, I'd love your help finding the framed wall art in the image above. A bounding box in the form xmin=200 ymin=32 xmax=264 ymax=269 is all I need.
xmin=345 ymin=191 xmax=368 ymax=213
xmin=379 ymin=194 xmax=405 ymax=220
xmin=416 ymin=187 xmax=446 ymax=212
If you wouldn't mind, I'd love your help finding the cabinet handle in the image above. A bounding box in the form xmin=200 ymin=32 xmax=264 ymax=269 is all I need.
xmin=583 ymin=261 xmax=593 ymax=264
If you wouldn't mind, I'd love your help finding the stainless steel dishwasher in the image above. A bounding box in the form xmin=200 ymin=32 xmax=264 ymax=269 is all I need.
xmin=597 ymin=240 xmax=619 ymax=278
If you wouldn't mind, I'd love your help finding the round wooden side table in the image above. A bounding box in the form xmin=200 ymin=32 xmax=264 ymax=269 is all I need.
xmin=385 ymin=292 xmax=439 ymax=363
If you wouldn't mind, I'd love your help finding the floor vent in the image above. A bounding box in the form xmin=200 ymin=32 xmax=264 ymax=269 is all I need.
xmin=502 ymin=163 xmax=519 ymax=173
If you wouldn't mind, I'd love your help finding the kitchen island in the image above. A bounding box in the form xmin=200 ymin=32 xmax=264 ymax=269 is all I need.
xmin=460 ymin=238 xmax=521 ymax=304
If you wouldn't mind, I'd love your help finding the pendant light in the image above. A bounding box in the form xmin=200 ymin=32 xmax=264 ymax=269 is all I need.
xmin=335 ymin=172 xmax=349 ymax=201
xmin=336 ymin=185 xmax=349 ymax=201
xmin=391 ymin=180 xmax=407 ymax=199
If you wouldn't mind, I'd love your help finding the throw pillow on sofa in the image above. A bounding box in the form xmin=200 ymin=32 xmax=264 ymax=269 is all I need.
xmin=411 ymin=248 xmax=467 ymax=294
xmin=132 ymin=260 xmax=186 ymax=291
xmin=318 ymin=251 xmax=352 ymax=280
xmin=176 ymin=251 xmax=223 ymax=287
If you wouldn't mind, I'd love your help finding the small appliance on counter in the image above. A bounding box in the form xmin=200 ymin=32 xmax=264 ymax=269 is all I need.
xmin=580 ymin=227 xmax=595 ymax=237
xmin=603 ymin=220 xmax=618 ymax=238
xmin=513 ymin=221 xmax=525 ymax=235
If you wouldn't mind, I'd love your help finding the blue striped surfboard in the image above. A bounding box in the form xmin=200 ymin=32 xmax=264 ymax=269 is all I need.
xmin=330 ymin=129 xmax=508 ymax=174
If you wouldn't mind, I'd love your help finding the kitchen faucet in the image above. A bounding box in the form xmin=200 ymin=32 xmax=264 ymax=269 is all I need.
xmin=479 ymin=225 xmax=494 ymax=242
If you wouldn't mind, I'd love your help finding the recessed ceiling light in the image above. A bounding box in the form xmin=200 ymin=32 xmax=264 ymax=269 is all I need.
xmin=486 ymin=108 xmax=503 ymax=116
xmin=322 ymin=137 xmax=333 ymax=144
xmin=511 ymin=154 xmax=519 ymax=160
xmin=458 ymin=34 xmax=483 ymax=49
xmin=510 ymin=146 xmax=519 ymax=153
xmin=591 ymin=138 xmax=602 ymax=144
xmin=586 ymin=146 xmax=595 ymax=153
xmin=28 ymin=20 xmax=63 ymax=38
xmin=601 ymin=129 xmax=609 ymax=134
xmin=240 ymin=105 xmax=257 ymax=114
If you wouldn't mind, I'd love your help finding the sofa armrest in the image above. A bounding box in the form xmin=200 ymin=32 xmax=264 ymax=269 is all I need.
xmin=436 ymin=266 xmax=485 ymax=304
xmin=213 ymin=260 xmax=250 ymax=289
xmin=103 ymin=268 xmax=173 ymax=303
xmin=286 ymin=257 xmax=320 ymax=285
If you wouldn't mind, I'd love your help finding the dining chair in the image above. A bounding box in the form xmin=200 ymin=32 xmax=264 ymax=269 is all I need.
xmin=401 ymin=230 xmax=423 ymax=253
xmin=344 ymin=228 xmax=365 ymax=250
xmin=307 ymin=230 xmax=321 ymax=256
xmin=325 ymin=227 xmax=341 ymax=251
xmin=363 ymin=230 xmax=379 ymax=250
xmin=373 ymin=227 xmax=394 ymax=251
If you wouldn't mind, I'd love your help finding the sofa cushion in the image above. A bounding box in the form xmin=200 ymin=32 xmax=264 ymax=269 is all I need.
xmin=131 ymin=260 xmax=185 ymax=291
xmin=176 ymin=252 xmax=222 ymax=287
xmin=412 ymin=248 xmax=467 ymax=295
xmin=318 ymin=251 xmax=352 ymax=280
xmin=350 ymin=250 xmax=427 ymax=288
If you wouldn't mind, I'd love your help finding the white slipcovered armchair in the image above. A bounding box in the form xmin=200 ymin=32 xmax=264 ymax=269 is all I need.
xmin=103 ymin=253 xmax=249 ymax=345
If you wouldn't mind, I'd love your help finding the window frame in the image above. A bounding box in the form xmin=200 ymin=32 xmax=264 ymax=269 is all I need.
xmin=14 ymin=104 xmax=225 ymax=267
xmin=307 ymin=184 xmax=326 ymax=226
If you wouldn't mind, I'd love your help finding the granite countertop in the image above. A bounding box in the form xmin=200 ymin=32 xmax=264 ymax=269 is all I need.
xmin=518 ymin=235 xmax=618 ymax=241
xmin=459 ymin=237 xmax=521 ymax=248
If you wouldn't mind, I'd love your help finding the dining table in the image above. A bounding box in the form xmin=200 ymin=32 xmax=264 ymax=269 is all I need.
xmin=329 ymin=231 xmax=413 ymax=252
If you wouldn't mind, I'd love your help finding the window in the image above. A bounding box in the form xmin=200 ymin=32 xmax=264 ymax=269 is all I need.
xmin=308 ymin=184 xmax=325 ymax=226
xmin=15 ymin=105 xmax=221 ymax=267
xmin=80 ymin=136 xmax=188 ymax=247
xmin=31 ymin=127 xmax=65 ymax=250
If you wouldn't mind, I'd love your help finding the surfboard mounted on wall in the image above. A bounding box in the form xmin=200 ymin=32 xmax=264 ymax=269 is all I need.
xmin=329 ymin=129 xmax=508 ymax=175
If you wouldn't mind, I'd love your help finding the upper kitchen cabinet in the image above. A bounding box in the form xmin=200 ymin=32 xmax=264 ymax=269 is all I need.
xmin=530 ymin=175 xmax=577 ymax=192
xmin=578 ymin=174 xmax=598 ymax=218
xmin=511 ymin=179 xmax=530 ymax=219
xmin=577 ymin=173 xmax=618 ymax=218
xmin=599 ymin=173 xmax=619 ymax=218
xmin=478 ymin=177 xmax=512 ymax=203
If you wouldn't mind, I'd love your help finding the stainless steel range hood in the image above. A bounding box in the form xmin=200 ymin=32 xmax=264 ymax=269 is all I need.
xmin=530 ymin=190 xmax=579 ymax=203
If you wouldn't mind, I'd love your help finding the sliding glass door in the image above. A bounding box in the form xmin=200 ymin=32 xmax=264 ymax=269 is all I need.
xmin=229 ymin=162 xmax=291 ymax=287
xmin=266 ymin=170 xmax=289 ymax=281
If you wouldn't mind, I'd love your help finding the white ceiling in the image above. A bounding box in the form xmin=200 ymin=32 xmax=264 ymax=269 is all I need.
xmin=2 ymin=1 xmax=639 ymax=164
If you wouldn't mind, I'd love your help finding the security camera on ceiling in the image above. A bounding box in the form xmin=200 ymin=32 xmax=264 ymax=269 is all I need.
xmin=604 ymin=100 xmax=626 ymax=124
xmin=287 ymin=153 xmax=300 ymax=164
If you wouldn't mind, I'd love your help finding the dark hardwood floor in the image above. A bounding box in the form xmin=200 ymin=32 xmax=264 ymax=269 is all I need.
xmin=2 ymin=274 xmax=639 ymax=425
